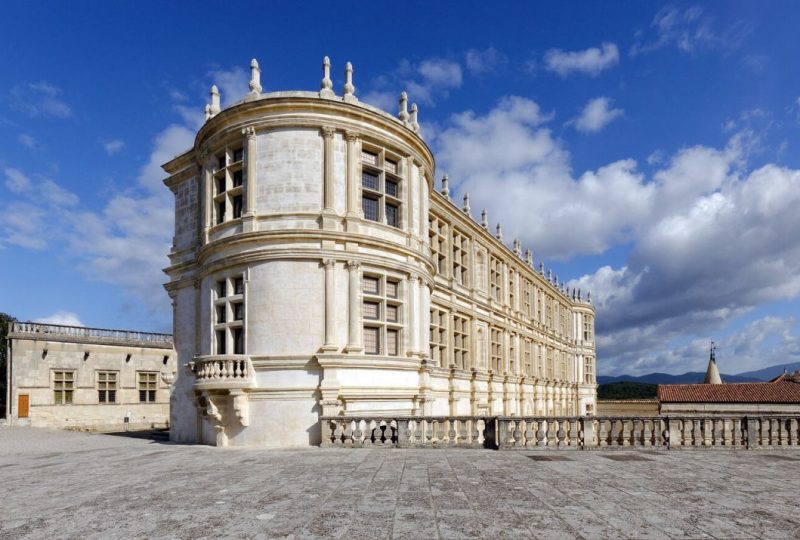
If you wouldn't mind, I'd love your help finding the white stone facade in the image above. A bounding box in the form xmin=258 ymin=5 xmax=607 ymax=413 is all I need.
xmin=163 ymin=60 xmax=597 ymax=447
xmin=5 ymin=322 xmax=175 ymax=431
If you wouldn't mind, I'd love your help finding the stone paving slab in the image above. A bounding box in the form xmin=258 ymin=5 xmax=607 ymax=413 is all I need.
xmin=1 ymin=426 xmax=800 ymax=539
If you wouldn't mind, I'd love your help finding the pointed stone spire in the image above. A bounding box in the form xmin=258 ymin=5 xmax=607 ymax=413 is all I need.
xmin=525 ymin=249 xmax=533 ymax=266
xmin=462 ymin=193 xmax=471 ymax=215
xmin=481 ymin=209 xmax=488 ymax=229
xmin=398 ymin=91 xmax=409 ymax=124
xmin=320 ymin=56 xmax=334 ymax=98
xmin=704 ymin=341 xmax=722 ymax=384
xmin=204 ymin=103 xmax=211 ymax=121
xmin=209 ymin=85 xmax=221 ymax=117
xmin=577 ymin=288 xmax=582 ymax=301
xmin=343 ymin=62 xmax=357 ymax=102
xmin=496 ymin=223 xmax=503 ymax=241
xmin=441 ymin=174 xmax=449 ymax=199
xmin=248 ymin=58 xmax=262 ymax=97
xmin=513 ymin=238 xmax=522 ymax=257
xmin=572 ymin=288 xmax=576 ymax=300
xmin=587 ymin=291 xmax=591 ymax=303
xmin=409 ymin=103 xmax=419 ymax=132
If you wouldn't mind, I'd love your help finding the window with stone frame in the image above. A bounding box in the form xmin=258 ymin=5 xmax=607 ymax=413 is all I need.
xmin=545 ymin=295 xmax=553 ymax=329
xmin=429 ymin=216 xmax=448 ymax=276
xmin=97 ymin=371 xmax=118 ymax=403
xmin=490 ymin=327 xmax=503 ymax=373
xmin=214 ymin=274 xmax=245 ymax=355
xmin=560 ymin=353 xmax=567 ymax=382
xmin=489 ymin=257 xmax=503 ymax=303
xmin=362 ymin=274 xmax=402 ymax=356
xmin=584 ymin=357 xmax=595 ymax=384
xmin=536 ymin=288 xmax=543 ymax=323
xmin=53 ymin=370 xmax=74 ymax=405
xmin=429 ymin=306 xmax=449 ymax=368
xmin=138 ymin=372 xmax=158 ymax=403
xmin=361 ymin=148 xmax=402 ymax=228
xmin=546 ymin=348 xmax=554 ymax=379
xmin=522 ymin=279 xmax=533 ymax=318
xmin=508 ymin=270 xmax=517 ymax=310
xmin=212 ymin=143 xmax=245 ymax=225
xmin=523 ymin=338 xmax=533 ymax=376
xmin=508 ymin=333 xmax=517 ymax=374
xmin=536 ymin=344 xmax=544 ymax=378
xmin=452 ymin=314 xmax=470 ymax=369
xmin=583 ymin=315 xmax=594 ymax=341
xmin=559 ymin=303 xmax=568 ymax=336
xmin=451 ymin=229 xmax=469 ymax=287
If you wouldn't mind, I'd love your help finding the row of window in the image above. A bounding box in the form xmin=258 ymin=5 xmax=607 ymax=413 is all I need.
xmin=428 ymin=310 xmax=596 ymax=382
xmin=53 ymin=371 xmax=159 ymax=405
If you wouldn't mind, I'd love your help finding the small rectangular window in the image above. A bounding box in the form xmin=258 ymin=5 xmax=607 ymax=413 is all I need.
xmin=233 ymin=148 xmax=244 ymax=163
xmin=233 ymin=302 xmax=244 ymax=321
xmin=232 ymin=194 xmax=243 ymax=219
xmin=386 ymin=304 xmax=398 ymax=323
xmin=385 ymin=179 xmax=398 ymax=198
xmin=363 ymin=301 xmax=379 ymax=320
xmin=233 ymin=328 xmax=244 ymax=355
xmin=385 ymin=159 xmax=397 ymax=174
xmin=362 ymin=171 xmax=379 ymax=191
xmin=216 ymin=202 xmax=226 ymax=224
xmin=364 ymin=327 xmax=379 ymax=354
xmin=362 ymin=277 xmax=379 ymax=295
xmin=217 ymin=280 xmax=227 ymax=298
xmin=98 ymin=371 xmax=118 ymax=404
xmin=385 ymin=281 xmax=398 ymax=298
xmin=216 ymin=305 xmax=227 ymax=324
xmin=232 ymin=169 xmax=243 ymax=188
xmin=216 ymin=177 xmax=226 ymax=196
xmin=217 ymin=155 xmax=226 ymax=170
xmin=362 ymin=196 xmax=379 ymax=222
xmin=361 ymin=151 xmax=378 ymax=166
xmin=387 ymin=329 xmax=398 ymax=356
xmin=138 ymin=372 xmax=158 ymax=403
xmin=234 ymin=277 xmax=244 ymax=295
xmin=216 ymin=330 xmax=226 ymax=355
xmin=54 ymin=371 xmax=74 ymax=405
xmin=385 ymin=203 xmax=398 ymax=227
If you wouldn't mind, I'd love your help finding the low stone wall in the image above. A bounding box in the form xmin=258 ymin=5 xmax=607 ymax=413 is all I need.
xmin=320 ymin=415 xmax=800 ymax=450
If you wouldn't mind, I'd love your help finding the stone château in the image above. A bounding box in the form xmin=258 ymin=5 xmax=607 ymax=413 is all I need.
xmin=163 ymin=57 xmax=597 ymax=447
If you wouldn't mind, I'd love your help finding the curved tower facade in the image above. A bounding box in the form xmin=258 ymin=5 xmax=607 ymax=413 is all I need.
xmin=164 ymin=58 xmax=596 ymax=447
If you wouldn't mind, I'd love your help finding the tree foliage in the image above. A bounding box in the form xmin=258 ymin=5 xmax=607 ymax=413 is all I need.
xmin=598 ymin=381 xmax=658 ymax=400
xmin=0 ymin=312 xmax=16 ymax=418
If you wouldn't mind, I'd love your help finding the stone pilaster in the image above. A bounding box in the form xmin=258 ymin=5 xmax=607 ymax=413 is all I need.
xmin=320 ymin=259 xmax=338 ymax=352
xmin=320 ymin=126 xmax=337 ymax=229
xmin=344 ymin=260 xmax=363 ymax=353
xmin=406 ymin=274 xmax=418 ymax=356
xmin=242 ymin=127 xmax=257 ymax=232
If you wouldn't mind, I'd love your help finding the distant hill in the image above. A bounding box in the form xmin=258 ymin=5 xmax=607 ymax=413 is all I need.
xmin=597 ymin=371 xmax=762 ymax=385
xmin=598 ymin=382 xmax=657 ymax=400
xmin=735 ymin=362 xmax=800 ymax=382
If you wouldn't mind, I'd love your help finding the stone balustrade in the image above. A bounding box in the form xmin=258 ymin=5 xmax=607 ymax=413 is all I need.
xmin=192 ymin=355 xmax=255 ymax=390
xmin=320 ymin=415 xmax=800 ymax=450
xmin=9 ymin=321 xmax=173 ymax=347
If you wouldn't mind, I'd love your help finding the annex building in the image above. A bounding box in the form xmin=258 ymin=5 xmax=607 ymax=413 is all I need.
xmin=163 ymin=58 xmax=597 ymax=447
xmin=5 ymin=321 xmax=175 ymax=431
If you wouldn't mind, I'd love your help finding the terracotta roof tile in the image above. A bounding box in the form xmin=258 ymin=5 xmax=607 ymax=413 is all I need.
xmin=658 ymin=381 xmax=800 ymax=404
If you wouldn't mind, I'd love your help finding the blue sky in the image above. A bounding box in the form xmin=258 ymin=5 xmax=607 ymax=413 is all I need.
xmin=1 ymin=2 xmax=799 ymax=375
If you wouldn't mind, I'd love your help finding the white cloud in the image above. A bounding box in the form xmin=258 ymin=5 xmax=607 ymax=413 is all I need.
xmin=363 ymin=57 xmax=463 ymax=113
xmin=10 ymin=82 xmax=73 ymax=118
xmin=103 ymin=139 xmax=125 ymax=156
xmin=4 ymin=168 xmax=32 ymax=193
xmin=631 ymin=6 xmax=750 ymax=55
xmin=465 ymin=47 xmax=507 ymax=75
xmin=35 ymin=311 xmax=84 ymax=327
xmin=647 ymin=150 xmax=664 ymax=165
xmin=207 ymin=66 xmax=250 ymax=107
xmin=571 ymin=97 xmax=623 ymax=133
xmin=544 ymin=43 xmax=619 ymax=77
xmin=18 ymin=133 xmax=36 ymax=149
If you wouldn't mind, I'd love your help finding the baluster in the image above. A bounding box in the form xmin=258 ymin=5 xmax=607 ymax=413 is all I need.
xmin=448 ymin=420 xmax=457 ymax=445
xmin=642 ymin=419 xmax=652 ymax=447
xmin=609 ymin=418 xmax=620 ymax=447
xmin=470 ymin=418 xmax=480 ymax=447
xmin=569 ymin=419 xmax=579 ymax=447
xmin=622 ymin=418 xmax=631 ymax=446
xmin=332 ymin=420 xmax=343 ymax=445
xmin=732 ymin=418 xmax=741 ymax=446
xmin=536 ymin=420 xmax=546 ymax=447
xmin=524 ymin=420 xmax=534 ymax=448
xmin=341 ymin=420 xmax=353 ymax=446
xmin=692 ymin=419 xmax=701 ymax=447
xmin=546 ymin=419 xmax=557 ymax=447
xmin=556 ymin=419 xmax=566 ymax=448
xmin=425 ymin=420 xmax=434 ymax=446
xmin=770 ymin=418 xmax=779 ymax=446
xmin=598 ymin=419 xmax=608 ymax=447
xmin=511 ymin=419 xmax=521 ymax=448
xmin=351 ymin=419 xmax=363 ymax=447
xmin=760 ymin=418 xmax=769 ymax=447
xmin=434 ymin=420 xmax=445 ymax=445
xmin=789 ymin=418 xmax=799 ymax=446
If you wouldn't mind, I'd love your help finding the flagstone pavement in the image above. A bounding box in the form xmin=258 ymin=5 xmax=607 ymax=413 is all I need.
xmin=1 ymin=426 xmax=799 ymax=539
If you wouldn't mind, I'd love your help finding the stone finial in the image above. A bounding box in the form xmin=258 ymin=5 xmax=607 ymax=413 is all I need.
xmin=409 ymin=103 xmax=419 ymax=133
xmin=525 ymin=249 xmax=533 ymax=266
xmin=209 ymin=85 xmax=221 ymax=117
xmin=204 ymin=103 xmax=211 ymax=121
xmin=462 ymin=193 xmax=471 ymax=215
xmin=547 ymin=269 xmax=552 ymax=283
xmin=320 ymin=56 xmax=334 ymax=98
xmin=481 ymin=209 xmax=488 ymax=229
xmin=555 ymin=275 xmax=560 ymax=287
xmin=572 ymin=288 xmax=576 ymax=300
xmin=249 ymin=58 xmax=262 ymax=95
xmin=513 ymin=238 xmax=522 ymax=257
xmin=343 ymin=62 xmax=357 ymax=102
xmin=587 ymin=291 xmax=591 ymax=303
xmin=441 ymin=174 xmax=450 ymax=199
xmin=539 ymin=262 xmax=544 ymax=274
xmin=398 ymin=91 xmax=409 ymax=124
xmin=577 ymin=289 xmax=582 ymax=301
xmin=496 ymin=223 xmax=503 ymax=241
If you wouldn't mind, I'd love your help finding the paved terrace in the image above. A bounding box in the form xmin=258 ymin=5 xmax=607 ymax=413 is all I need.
xmin=1 ymin=427 xmax=799 ymax=539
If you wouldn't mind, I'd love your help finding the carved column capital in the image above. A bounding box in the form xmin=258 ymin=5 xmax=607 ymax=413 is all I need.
xmin=323 ymin=258 xmax=336 ymax=269
xmin=242 ymin=126 xmax=257 ymax=140
xmin=344 ymin=130 xmax=360 ymax=142
xmin=346 ymin=260 xmax=361 ymax=270
xmin=320 ymin=126 xmax=336 ymax=139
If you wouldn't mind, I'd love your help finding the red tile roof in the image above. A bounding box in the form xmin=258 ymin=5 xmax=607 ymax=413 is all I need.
xmin=658 ymin=380 xmax=800 ymax=404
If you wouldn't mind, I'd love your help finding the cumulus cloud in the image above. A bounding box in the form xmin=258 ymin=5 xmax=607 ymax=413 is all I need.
xmin=363 ymin=57 xmax=463 ymax=113
xmin=103 ymin=139 xmax=125 ymax=155
xmin=207 ymin=66 xmax=250 ymax=106
xmin=571 ymin=97 xmax=623 ymax=133
xmin=10 ymin=82 xmax=73 ymax=118
xmin=465 ymin=47 xmax=507 ymax=75
xmin=544 ymin=43 xmax=619 ymax=77
xmin=435 ymin=96 xmax=800 ymax=375
xmin=35 ymin=311 xmax=84 ymax=327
